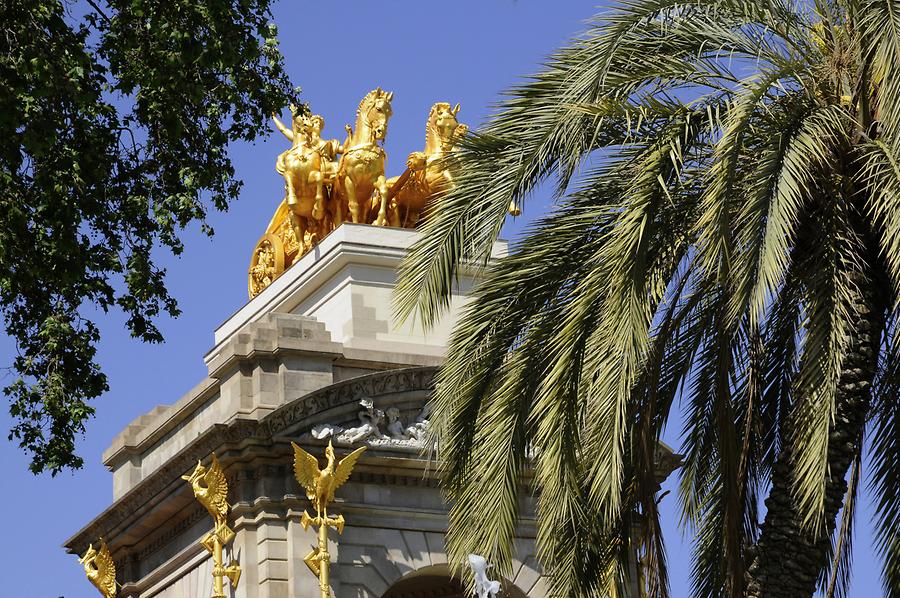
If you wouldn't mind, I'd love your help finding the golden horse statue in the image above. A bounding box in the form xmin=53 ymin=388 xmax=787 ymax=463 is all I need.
xmin=247 ymin=92 xmax=526 ymax=299
xmin=332 ymin=88 xmax=394 ymax=226
xmin=381 ymin=102 xmax=465 ymax=228
xmin=79 ymin=539 xmax=117 ymax=598
xmin=381 ymin=102 xmax=520 ymax=228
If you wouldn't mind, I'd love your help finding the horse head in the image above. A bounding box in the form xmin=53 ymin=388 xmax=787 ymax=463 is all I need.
xmin=355 ymin=88 xmax=394 ymax=143
xmin=425 ymin=102 xmax=462 ymax=154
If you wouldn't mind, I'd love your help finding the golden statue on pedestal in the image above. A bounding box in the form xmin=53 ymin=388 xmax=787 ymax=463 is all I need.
xmin=182 ymin=454 xmax=241 ymax=598
xmin=79 ymin=538 xmax=117 ymax=598
xmin=248 ymin=89 xmax=520 ymax=298
xmin=249 ymin=89 xmax=396 ymax=297
xmin=292 ymin=440 xmax=367 ymax=598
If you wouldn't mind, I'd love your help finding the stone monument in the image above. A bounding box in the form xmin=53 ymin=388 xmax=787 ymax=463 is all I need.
xmin=65 ymin=92 xmax=680 ymax=598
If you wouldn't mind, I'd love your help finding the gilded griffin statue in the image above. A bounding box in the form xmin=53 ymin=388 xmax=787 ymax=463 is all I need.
xmin=182 ymin=454 xmax=241 ymax=598
xmin=292 ymin=439 xmax=366 ymax=520
xmin=79 ymin=539 xmax=117 ymax=598
xmin=182 ymin=453 xmax=230 ymax=530
xmin=291 ymin=440 xmax=366 ymax=598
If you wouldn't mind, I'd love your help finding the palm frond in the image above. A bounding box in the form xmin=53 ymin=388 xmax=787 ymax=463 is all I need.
xmin=857 ymin=140 xmax=900 ymax=304
xmin=579 ymin=114 xmax=703 ymax=526
xmin=748 ymin=104 xmax=851 ymax=325
xmin=430 ymin=172 xmax=633 ymax=593
xmin=858 ymin=0 xmax=900 ymax=150
xmin=790 ymin=178 xmax=859 ymax=534
xmin=443 ymin=353 xmax=530 ymax=582
xmin=678 ymin=300 xmax=751 ymax=598
xmin=758 ymin=260 xmax=804 ymax=468
xmin=694 ymin=66 xmax=808 ymax=286
xmin=870 ymin=315 xmax=900 ymax=596
xmin=822 ymin=449 xmax=861 ymax=598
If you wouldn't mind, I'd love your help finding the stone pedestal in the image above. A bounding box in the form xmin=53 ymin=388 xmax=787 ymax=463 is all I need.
xmin=210 ymin=224 xmax=507 ymax=362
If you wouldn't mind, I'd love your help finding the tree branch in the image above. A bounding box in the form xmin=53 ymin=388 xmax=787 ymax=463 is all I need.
xmin=84 ymin=0 xmax=111 ymax=25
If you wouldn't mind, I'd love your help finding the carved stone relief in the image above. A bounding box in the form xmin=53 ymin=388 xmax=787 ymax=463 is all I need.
xmin=305 ymin=397 xmax=433 ymax=450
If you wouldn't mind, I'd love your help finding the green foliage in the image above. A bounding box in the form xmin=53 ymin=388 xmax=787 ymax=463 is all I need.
xmin=0 ymin=0 xmax=295 ymax=474
xmin=396 ymin=0 xmax=900 ymax=596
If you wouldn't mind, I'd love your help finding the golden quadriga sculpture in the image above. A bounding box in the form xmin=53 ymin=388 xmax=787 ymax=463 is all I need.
xmin=249 ymin=89 xmax=519 ymax=298
xmin=182 ymin=454 xmax=241 ymax=598
xmin=292 ymin=439 xmax=367 ymax=598
xmin=79 ymin=538 xmax=117 ymax=598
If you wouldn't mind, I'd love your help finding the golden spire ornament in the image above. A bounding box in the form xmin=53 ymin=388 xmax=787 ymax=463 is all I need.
xmin=182 ymin=454 xmax=241 ymax=598
xmin=79 ymin=538 xmax=117 ymax=598
xmin=292 ymin=440 xmax=367 ymax=598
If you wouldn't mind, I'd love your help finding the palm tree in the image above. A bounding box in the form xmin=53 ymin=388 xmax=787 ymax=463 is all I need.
xmin=394 ymin=1 xmax=900 ymax=597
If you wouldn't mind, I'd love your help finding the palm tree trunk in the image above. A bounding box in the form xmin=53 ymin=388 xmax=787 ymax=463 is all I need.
xmin=744 ymin=249 xmax=886 ymax=597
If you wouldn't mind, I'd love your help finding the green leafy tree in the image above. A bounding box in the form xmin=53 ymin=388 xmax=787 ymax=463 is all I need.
xmin=396 ymin=1 xmax=900 ymax=596
xmin=0 ymin=0 xmax=295 ymax=474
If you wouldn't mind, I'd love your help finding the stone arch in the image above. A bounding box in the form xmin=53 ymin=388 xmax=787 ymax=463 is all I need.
xmin=380 ymin=564 xmax=529 ymax=598
xmin=337 ymin=525 xmax=549 ymax=597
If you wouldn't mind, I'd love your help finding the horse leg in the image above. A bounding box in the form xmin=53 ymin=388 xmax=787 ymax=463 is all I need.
xmin=405 ymin=208 xmax=419 ymax=229
xmin=344 ymin=175 xmax=360 ymax=223
xmin=374 ymin=175 xmax=389 ymax=226
xmin=389 ymin=198 xmax=402 ymax=228
xmin=285 ymin=167 xmax=301 ymax=205
xmin=333 ymin=200 xmax=343 ymax=227
xmin=308 ymin=171 xmax=324 ymax=220
xmin=331 ymin=178 xmax=344 ymax=226
xmin=288 ymin=209 xmax=306 ymax=251
xmin=304 ymin=216 xmax=318 ymax=250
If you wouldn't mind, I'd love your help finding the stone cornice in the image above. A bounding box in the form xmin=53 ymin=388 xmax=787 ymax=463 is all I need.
xmin=65 ymin=366 xmax=439 ymax=556
xmin=102 ymin=377 xmax=219 ymax=467
xmin=204 ymin=313 xmax=345 ymax=379
xmin=104 ymin=313 xmax=348 ymax=469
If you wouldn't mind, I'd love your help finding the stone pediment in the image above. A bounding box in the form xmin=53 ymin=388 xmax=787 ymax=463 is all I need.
xmin=264 ymin=367 xmax=435 ymax=455
xmin=264 ymin=367 xmax=434 ymax=437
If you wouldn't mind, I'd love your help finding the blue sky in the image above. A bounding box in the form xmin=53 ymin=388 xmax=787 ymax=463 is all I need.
xmin=0 ymin=1 xmax=883 ymax=596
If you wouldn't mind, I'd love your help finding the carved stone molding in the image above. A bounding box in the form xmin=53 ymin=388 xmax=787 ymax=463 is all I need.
xmin=262 ymin=366 xmax=435 ymax=437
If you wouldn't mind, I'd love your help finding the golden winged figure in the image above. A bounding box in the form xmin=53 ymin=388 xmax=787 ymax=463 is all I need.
xmin=292 ymin=439 xmax=366 ymax=519
xmin=181 ymin=453 xmax=230 ymax=528
xmin=79 ymin=538 xmax=117 ymax=598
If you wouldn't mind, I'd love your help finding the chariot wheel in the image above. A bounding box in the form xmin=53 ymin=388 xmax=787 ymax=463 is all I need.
xmin=248 ymin=232 xmax=285 ymax=298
